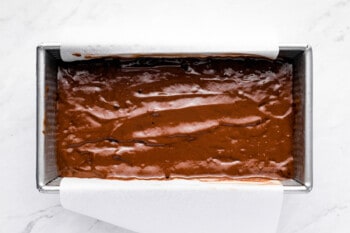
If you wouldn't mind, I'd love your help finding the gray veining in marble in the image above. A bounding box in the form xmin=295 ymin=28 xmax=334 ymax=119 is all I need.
xmin=1 ymin=0 xmax=350 ymax=232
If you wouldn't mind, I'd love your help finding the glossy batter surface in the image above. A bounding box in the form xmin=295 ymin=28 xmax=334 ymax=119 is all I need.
xmin=56 ymin=57 xmax=294 ymax=180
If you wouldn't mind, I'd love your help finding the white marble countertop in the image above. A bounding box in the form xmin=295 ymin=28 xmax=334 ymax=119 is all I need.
xmin=1 ymin=0 xmax=350 ymax=232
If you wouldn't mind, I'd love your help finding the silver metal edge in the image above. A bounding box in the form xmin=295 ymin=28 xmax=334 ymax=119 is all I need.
xmin=36 ymin=44 xmax=313 ymax=194
xmin=304 ymin=45 xmax=313 ymax=192
xmin=36 ymin=44 xmax=60 ymax=193
xmin=36 ymin=45 xmax=46 ymax=192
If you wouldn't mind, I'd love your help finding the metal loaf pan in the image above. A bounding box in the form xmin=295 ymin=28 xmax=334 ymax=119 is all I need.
xmin=36 ymin=44 xmax=313 ymax=193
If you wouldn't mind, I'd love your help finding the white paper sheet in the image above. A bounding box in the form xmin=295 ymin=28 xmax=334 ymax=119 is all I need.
xmin=60 ymin=178 xmax=283 ymax=233
xmin=59 ymin=28 xmax=279 ymax=61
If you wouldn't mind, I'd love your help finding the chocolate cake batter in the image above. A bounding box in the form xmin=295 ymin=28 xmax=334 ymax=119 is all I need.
xmin=56 ymin=57 xmax=294 ymax=180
